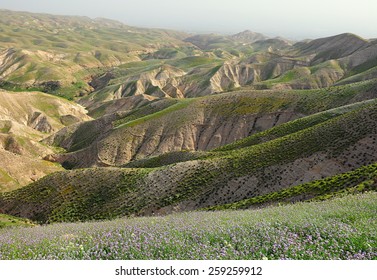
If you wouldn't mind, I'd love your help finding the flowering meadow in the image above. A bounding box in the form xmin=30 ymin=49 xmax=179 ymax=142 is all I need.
xmin=0 ymin=193 xmax=376 ymax=260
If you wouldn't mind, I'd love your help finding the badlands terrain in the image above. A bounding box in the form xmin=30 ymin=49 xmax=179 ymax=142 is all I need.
xmin=0 ymin=10 xmax=376 ymax=260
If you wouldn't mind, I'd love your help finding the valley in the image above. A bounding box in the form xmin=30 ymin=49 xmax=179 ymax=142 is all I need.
xmin=0 ymin=9 xmax=376 ymax=260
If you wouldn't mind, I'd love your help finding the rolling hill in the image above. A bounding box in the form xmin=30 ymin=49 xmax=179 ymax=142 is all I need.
xmin=0 ymin=10 xmax=377 ymax=228
xmin=1 ymin=92 xmax=377 ymax=222
xmin=43 ymin=80 xmax=377 ymax=169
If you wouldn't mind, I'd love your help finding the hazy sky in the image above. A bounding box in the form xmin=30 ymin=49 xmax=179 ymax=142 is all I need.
xmin=1 ymin=0 xmax=376 ymax=39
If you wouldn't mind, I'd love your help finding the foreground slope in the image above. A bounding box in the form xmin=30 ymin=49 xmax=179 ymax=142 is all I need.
xmin=1 ymin=193 xmax=376 ymax=259
xmin=1 ymin=98 xmax=377 ymax=222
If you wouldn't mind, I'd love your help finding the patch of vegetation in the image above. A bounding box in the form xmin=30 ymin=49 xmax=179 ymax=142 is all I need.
xmin=115 ymin=99 xmax=194 ymax=128
xmin=169 ymin=56 xmax=223 ymax=70
xmin=0 ymin=214 xmax=35 ymax=228
xmin=216 ymin=98 xmax=377 ymax=152
xmin=0 ymin=168 xmax=156 ymax=223
xmin=205 ymin=163 xmax=377 ymax=210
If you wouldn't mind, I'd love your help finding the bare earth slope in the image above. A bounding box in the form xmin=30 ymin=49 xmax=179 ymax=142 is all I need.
xmin=0 ymin=89 xmax=91 ymax=191
xmin=43 ymin=80 xmax=377 ymax=169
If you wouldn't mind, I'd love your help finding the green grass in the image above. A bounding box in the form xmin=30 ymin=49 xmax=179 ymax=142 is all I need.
xmin=115 ymin=98 xmax=195 ymax=128
xmin=0 ymin=168 xmax=155 ymax=222
xmin=0 ymin=169 xmax=17 ymax=192
xmin=169 ymin=56 xmax=223 ymax=70
xmin=216 ymin=98 xmax=377 ymax=152
xmin=0 ymin=193 xmax=376 ymax=259
xmin=0 ymin=214 xmax=35 ymax=228
xmin=205 ymin=163 xmax=377 ymax=211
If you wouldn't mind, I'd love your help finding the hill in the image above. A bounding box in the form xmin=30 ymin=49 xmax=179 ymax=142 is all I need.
xmin=0 ymin=10 xmax=377 ymax=227
xmin=1 ymin=95 xmax=377 ymax=222
xmin=0 ymin=89 xmax=91 ymax=191
xmin=43 ymin=80 xmax=377 ymax=169
xmin=1 ymin=10 xmax=377 ymax=108
xmin=230 ymin=30 xmax=269 ymax=43
xmin=0 ymin=10 xmax=192 ymax=99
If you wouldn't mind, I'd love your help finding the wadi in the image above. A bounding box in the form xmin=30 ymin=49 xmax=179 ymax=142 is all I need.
xmin=0 ymin=10 xmax=376 ymax=260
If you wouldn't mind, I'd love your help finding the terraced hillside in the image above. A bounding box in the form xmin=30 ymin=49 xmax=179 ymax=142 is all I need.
xmin=1 ymin=96 xmax=377 ymax=222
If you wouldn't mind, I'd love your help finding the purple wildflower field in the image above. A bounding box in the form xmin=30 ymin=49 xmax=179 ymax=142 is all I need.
xmin=0 ymin=193 xmax=376 ymax=260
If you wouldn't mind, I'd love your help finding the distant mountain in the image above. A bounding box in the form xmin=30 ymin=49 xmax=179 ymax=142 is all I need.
xmin=184 ymin=33 xmax=238 ymax=50
xmin=230 ymin=30 xmax=269 ymax=43
xmin=1 ymin=10 xmax=377 ymax=104
xmin=295 ymin=33 xmax=368 ymax=64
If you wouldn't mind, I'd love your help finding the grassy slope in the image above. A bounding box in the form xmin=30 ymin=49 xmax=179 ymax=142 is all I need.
xmin=0 ymin=193 xmax=376 ymax=259
xmin=205 ymin=163 xmax=377 ymax=210
xmin=0 ymin=214 xmax=35 ymax=228
xmin=127 ymin=98 xmax=377 ymax=168
xmin=1 ymin=97 xmax=377 ymax=222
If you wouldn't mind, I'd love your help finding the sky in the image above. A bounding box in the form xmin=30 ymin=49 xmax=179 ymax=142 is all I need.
xmin=0 ymin=0 xmax=376 ymax=39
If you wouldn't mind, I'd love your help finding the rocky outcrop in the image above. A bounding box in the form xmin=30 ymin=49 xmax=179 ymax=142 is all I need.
xmin=117 ymin=65 xmax=186 ymax=99
xmin=27 ymin=111 xmax=53 ymax=133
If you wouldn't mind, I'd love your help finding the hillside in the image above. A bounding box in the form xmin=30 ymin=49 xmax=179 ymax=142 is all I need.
xmin=1 ymin=193 xmax=376 ymax=259
xmin=0 ymin=10 xmax=377 ymax=227
xmin=79 ymin=34 xmax=377 ymax=110
xmin=0 ymin=10 xmax=192 ymax=99
xmin=1 ymin=10 xmax=377 ymax=109
xmin=0 ymin=89 xmax=91 ymax=191
xmin=43 ymin=80 xmax=377 ymax=169
xmin=1 ymin=96 xmax=377 ymax=222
